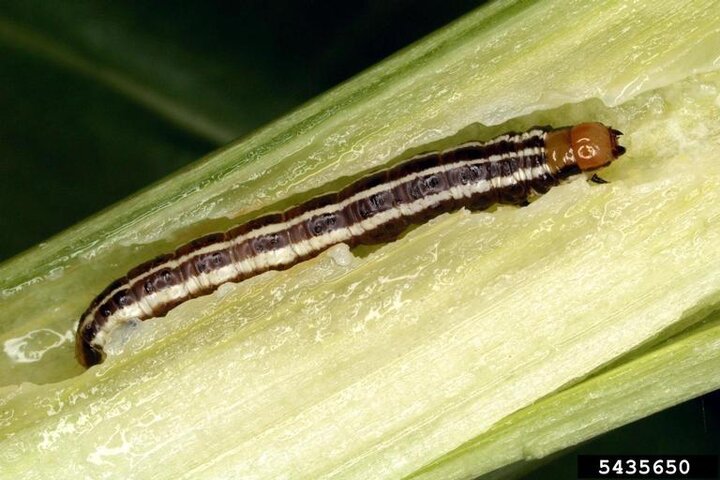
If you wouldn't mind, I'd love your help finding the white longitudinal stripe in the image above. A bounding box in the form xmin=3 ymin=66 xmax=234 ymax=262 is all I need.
xmin=88 ymin=162 xmax=551 ymax=347
xmin=82 ymin=133 xmax=547 ymax=328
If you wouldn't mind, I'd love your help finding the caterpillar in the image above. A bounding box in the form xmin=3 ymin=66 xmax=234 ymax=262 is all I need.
xmin=76 ymin=122 xmax=625 ymax=367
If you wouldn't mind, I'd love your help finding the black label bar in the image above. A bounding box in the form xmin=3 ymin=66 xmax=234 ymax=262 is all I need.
xmin=577 ymin=455 xmax=719 ymax=479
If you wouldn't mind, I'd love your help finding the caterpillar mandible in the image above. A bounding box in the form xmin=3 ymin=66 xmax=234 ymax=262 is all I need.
xmin=76 ymin=122 xmax=625 ymax=367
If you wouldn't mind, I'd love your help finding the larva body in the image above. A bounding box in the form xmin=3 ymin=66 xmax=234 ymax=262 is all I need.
xmin=76 ymin=122 xmax=624 ymax=367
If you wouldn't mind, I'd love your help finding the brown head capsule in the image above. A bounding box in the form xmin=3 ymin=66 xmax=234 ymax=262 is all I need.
xmin=545 ymin=122 xmax=625 ymax=175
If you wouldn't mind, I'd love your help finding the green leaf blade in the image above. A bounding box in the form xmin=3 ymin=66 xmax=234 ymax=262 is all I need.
xmin=1 ymin=1 xmax=720 ymax=478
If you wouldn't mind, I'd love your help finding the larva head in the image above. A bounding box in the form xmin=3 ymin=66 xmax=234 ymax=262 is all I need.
xmin=570 ymin=122 xmax=625 ymax=171
xmin=545 ymin=122 xmax=625 ymax=175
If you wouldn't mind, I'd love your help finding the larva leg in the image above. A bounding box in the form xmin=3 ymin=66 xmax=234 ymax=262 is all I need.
xmin=590 ymin=174 xmax=609 ymax=184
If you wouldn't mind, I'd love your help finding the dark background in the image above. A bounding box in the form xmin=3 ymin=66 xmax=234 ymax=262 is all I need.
xmin=0 ymin=1 xmax=717 ymax=477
